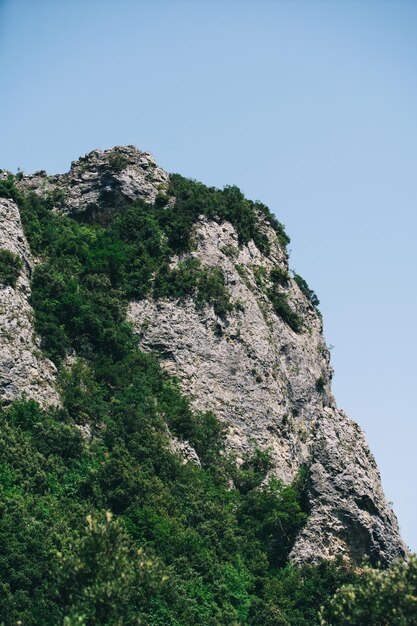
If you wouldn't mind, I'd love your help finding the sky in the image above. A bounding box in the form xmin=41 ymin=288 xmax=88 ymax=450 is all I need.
xmin=0 ymin=0 xmax=416 ymax=552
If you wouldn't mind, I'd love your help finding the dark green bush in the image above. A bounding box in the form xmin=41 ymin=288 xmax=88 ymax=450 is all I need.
xmin=0 ymin=174 xmax=23 ymax=204
xmin=154 ymin=258 xmax=232 ymax=317
xmin=269 ymin=266 xmax=290 ymax=287
xmin=320 ymin=556 xmax=417 ymax=625
xmin=161 ymin=174 xmax=289 ymax=255
xmin=269 ymin=290 xmax=303 ymax=333
xmin=0 ymin=249 xmax=23 ymax=287
xmin=294 ymin=273 xmax=320 ymax=310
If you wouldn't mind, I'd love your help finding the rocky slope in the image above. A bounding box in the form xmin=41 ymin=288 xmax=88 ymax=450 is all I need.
xmin=0 ymin=197 xmax=58 ymax=406
xmin=1 ymin=145 xmax=406 ymax=565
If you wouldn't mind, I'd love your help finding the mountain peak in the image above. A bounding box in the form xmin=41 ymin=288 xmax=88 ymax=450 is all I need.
xmin=16 ymin=145 xmax=169 ymax=222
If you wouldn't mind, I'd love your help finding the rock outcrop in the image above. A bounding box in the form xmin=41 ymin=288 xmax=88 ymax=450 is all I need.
xmin=0 ymin=197 xmax=58 ymax=406
xmin=16 ymin=145 xmax=169 ymax=222
xmin=1 ymin=146 xmax=407 ymax=565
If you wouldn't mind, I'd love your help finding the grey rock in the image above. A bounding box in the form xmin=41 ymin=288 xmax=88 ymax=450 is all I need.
xmin=168 ymin=432 xmax=201 ymax=467
xmin=0 ymin=198 xmax=59 ymax=406
xmin=15 ymin=145 xmax=169 ymax=221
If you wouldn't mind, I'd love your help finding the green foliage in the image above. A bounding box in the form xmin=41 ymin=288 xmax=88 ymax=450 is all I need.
xmin=269 ymin=290 xmax=303 ymax=333
xmin=294 ymin=273 xmax=320 ymax=310
xmin=163 ymin=174 xmax=289 ymax=255
xmin=154 ymin=258 xmax=232 ymax=317
xmin=269 ymin=266 xmax=290 ymax=287
xmin=265 ymin=265 xmax=304 ymax=332
xmin=320 ymin=556 xmax=417 ymax=625
xmin=221 ymin=244 xmax=239 ymax=259
xmin=0 ymin=173 xmax=392 ymax=626
xmin=0 ymin=249 xmax=23 ymax=287
xmin=108 ymin=151 xmax=129 ymax=173
xmin=0 ymin=388 xmax=310 ymax=624
xmin=0 ymin=174 xmax=23 ymax=204
xmin=250 ymin=558 xmax=357 ymax=625
xmin=55 ymin=512 xmax=164 ymax=625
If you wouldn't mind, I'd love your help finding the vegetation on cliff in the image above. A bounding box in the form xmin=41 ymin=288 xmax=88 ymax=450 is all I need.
xmin=0 ymin=175 xmax=412 ymax=624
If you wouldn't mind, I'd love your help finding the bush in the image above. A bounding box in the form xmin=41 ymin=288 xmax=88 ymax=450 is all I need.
xmin=0 ymin=249 xmax=23 ymax=287
xmin=160 ymin=174 xmax=289 ymax=255
xmin=154 ymin=258 xmax=233 ymax=317
xmin=0 ymin=174 xmax=23 ymax=204
xmin=294 ymin=273 xmax=320 ymax=310
xmin=270 ymin=266 xmax=290 ymax=288
xmin=320 ymin=556 xmax=417 ymax=625
xmin=55 ymin=512 xmax=164 ymax=625
xmin=269 ymin=290 xmax=303 ymax=333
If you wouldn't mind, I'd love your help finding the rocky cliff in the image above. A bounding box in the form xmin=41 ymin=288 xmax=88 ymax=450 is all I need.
xmin=0 ymin=197 xmax=58 ymax=406
xmin=0 ymin=145 xmax=406 ymax=566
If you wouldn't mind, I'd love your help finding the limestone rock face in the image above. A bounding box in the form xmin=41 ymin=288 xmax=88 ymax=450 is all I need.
xmin=127 ymin=216 xmax=407 ymax=566
xmin=16 ymin=145 xmax=169 ymax=221
xmin=0 ymin=198 xmax=58 ymax=406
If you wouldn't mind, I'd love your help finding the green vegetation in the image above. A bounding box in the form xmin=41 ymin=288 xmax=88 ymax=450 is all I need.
xmin=108 ymin=151 xmax=129 ymax=173
xmin=294 ymin=273 xmax=320 ymax=310
xmin=0 ymin=248 xmax=23 ymax=287
xmin=162 ymin=174 xmax=290 ymax=255
xmin=316 ymin=376 xmax=326 ymax=393
xmin=269 ymin=266 xmax=290 ymax=287
xmin=268 ymin=290 xmax=303 ymax=333
xmin=0 ymin=177 xmax=410 ymax=624
xmin=266 ymin=265 xmax=304 ymax=332
xmin=0 ymin=181 xmax=311 ymax=624
xmin=320 ymin=556 xmax=417 ymax=625
xmin=0 ymin=389 xmax=308 ymax=624
xmin=154 ymin=258 xmax=232 ymax=317
xmin=0 ymin=173 xmax=23 ymax=204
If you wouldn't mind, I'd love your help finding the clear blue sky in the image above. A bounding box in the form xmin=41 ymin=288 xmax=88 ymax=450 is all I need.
xmin=1 ymin=0 xmax=416 ymax=552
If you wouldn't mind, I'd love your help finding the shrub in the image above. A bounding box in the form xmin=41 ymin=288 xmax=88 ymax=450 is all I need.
xmin=0 ymin=174 xmax=23 ymax=203
xmin=0 ymin=248 xmax=23 ymax=287
xmin=294 ymin=273 xmax=320 ymax=310
xmin=269 ymin=290 xmax=303 ymax=333
xmin=269 ymin=266 xmax=290 ymax=287
xmin=55 ymin=512 xmax=164 ymax=625
xmin=320 ymin=556 xmax=417 ymax=625
xmin=154 ymin=258 xmax=232 ymax=317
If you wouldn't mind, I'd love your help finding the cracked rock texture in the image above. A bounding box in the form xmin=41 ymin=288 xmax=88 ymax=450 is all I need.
xmin=0 ymin=198 xmax=58 ymax=406
xmin=2 ymin=146 xmax=407 ymax=565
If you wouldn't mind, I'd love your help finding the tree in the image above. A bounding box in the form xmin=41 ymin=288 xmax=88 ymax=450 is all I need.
xmin=320 ymin=556 xmax=417 ymax=626
xmin=55 ymin=512 xmax=165 ymax=626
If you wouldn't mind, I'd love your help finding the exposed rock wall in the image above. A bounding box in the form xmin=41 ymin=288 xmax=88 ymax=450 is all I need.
xmin=127 ymin=216 xmax=406 ymax=565
xmin=0 ymin=198 xmax=58 ymax=406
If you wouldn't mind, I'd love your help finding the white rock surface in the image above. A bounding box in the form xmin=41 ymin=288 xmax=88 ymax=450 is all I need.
xmin=16 ymin=145 xmax=169 ymax=221
xmin=0 ymin=198 xmax=58 ymax=406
